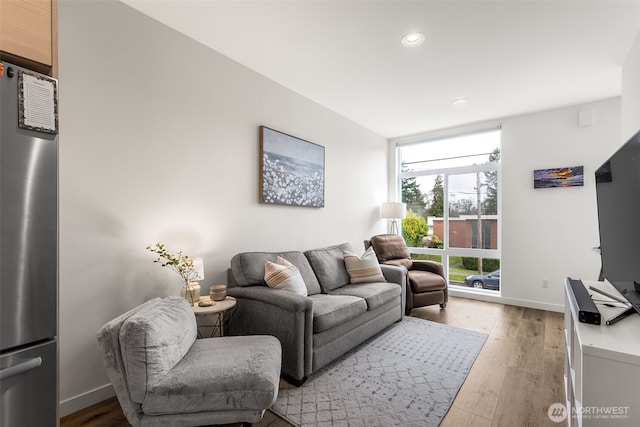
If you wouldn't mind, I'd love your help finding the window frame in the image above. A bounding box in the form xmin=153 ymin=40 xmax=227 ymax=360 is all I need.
xmin=395 ymin=128 xmax=502 ymax=290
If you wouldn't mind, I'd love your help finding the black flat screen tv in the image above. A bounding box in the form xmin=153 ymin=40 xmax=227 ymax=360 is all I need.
xmin=594 ymin=128 xmax=640 ymax=313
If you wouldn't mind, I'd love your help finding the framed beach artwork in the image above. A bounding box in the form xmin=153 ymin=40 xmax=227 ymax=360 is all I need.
xmin=259 ymin=126 xmax=325 ymax=207
xmin=533 ymin=166 xmax=584 ymax=189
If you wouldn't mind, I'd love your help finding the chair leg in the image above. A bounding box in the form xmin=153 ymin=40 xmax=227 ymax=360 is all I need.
xmin=405 ymin=307 xmax=412 ymax=316
xmin=440 ymin=303 xmax=447 ymax=309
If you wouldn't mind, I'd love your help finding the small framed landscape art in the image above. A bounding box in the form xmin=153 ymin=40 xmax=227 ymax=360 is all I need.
xmin=260 ymin=126 xmax=325 ymax=207
xmin=533 ymin=166 xmax=584 ymax=189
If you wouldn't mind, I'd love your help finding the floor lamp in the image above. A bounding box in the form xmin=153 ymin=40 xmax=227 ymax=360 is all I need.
xmin=381 ymin=202 xmax=406 ymax=234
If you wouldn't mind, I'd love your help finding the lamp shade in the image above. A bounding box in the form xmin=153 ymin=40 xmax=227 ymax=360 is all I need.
xmin=192 ymin=257 xmax=205 ymax=281
xmin=381 ymin=202 xmax=406 ymax=219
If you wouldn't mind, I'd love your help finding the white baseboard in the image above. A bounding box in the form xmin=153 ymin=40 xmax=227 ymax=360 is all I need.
xmin=499 ymin=296 xmax=564 ymax=313
xmin=59 ymin=383 xmax=115 ymax=418
xmin=449 ymin=288 xmax=564 ymax=313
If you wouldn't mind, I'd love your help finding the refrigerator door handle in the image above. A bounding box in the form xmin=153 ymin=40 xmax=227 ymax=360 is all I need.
xmin=0 ymin=356 xmax=42 ymax=380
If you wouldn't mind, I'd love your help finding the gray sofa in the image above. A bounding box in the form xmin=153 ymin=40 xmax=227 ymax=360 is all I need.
xmin=227 ymin=243 xmax=406 ymax=384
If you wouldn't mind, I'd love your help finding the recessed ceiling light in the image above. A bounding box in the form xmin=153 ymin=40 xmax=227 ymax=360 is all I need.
xmin=453 ymin=98 xmax=468 ymax=106
xmin=401 ymin=32 xmax=425 ymax=47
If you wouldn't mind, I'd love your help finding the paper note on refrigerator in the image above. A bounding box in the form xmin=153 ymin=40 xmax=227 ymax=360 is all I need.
xmin=21 ymin=73 xmax=57 ymax=133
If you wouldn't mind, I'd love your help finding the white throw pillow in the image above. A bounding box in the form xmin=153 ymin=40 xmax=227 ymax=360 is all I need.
xmin=264 ymin=256 xmax=308 ymax=296
xmin=343 ymin=246 xmax=386 ymax=284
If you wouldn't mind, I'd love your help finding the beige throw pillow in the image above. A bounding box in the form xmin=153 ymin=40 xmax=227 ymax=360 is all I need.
xmin=343 ymin=247 xmax=386 ymax=284
xmin=264 ymin=256 xmax=308 ymax=296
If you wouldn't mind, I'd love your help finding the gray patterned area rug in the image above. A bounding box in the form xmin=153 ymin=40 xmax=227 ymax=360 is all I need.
xmin=271 ymin=316 xmax=487 ymax=427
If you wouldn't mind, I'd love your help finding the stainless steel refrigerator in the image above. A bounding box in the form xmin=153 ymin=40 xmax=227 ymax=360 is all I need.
xmin=0 ymin=61 xmax=58 ymax=426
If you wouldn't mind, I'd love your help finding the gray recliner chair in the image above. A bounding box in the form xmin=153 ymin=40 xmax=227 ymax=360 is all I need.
xmin=97 ymin=296 xmax=281 ymax=427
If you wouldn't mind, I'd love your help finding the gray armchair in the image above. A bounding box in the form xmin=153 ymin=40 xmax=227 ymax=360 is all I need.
xmin=96 ymin=296 xmax=281 ymax=427
xmin=365 ymin=234 xmax=448 ymax=315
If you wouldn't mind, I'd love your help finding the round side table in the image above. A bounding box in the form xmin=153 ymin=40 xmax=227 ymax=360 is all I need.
xmin=192 ymin=296 xmax=236 ymax=338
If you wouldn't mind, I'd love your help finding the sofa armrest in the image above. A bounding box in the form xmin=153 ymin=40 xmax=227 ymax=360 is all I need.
xmin=412 ymin=260 xmax=445 ymax=277
xmin=380 ymin=264 xmax=406 ymax=286
xmin=226 ymin=286 xmax=313 ymax=382
xmin=380 ymin=264 xmax=407 ymax=317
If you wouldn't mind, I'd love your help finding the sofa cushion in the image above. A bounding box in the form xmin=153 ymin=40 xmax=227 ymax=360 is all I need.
xmin=343 ymin=247 xmax=386 ymax=284
xmin=329 ymin=282 xmax=401 ymax=311
xmin=143 ymin=335 xmax=281 ymax=415
xmin=264 ymin=256 xmax=307 ymax=296
xmin=230 ymin=251 xmax=322 ymax=295
xmin=308 ymin=294 xmax=367 ymax=332
xmin=304 ymin=243 xmax=352 ymax=292
xmin=119 ymin=297 xmax=197 ymax=404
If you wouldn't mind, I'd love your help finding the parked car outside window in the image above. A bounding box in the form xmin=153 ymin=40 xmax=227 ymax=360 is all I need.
xmin=464 ymin=270 xmax=500 ymax=290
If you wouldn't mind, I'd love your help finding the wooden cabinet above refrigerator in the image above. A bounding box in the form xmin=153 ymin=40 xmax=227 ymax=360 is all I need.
xmin=0 ymin=0 xmax=57 ymax=76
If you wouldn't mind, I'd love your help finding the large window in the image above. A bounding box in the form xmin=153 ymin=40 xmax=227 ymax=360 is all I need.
xmin=398 ymin=129 xmax=501 ymax=291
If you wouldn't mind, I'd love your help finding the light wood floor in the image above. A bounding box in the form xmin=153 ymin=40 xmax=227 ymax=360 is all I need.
xmin=61 ymin=297 xmax=567 ymax=427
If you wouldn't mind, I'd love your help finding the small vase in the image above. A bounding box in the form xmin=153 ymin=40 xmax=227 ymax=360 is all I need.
xmin=181 ymin=282 xmax=201 ymax=305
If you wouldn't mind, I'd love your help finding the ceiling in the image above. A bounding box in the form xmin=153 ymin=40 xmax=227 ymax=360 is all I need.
xmin=121 ymin=1 xmax=640 ymax=139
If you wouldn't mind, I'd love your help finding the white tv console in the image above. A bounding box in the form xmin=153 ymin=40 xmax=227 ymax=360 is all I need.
xmin=564 ymin=278 xmax=640 ymax=426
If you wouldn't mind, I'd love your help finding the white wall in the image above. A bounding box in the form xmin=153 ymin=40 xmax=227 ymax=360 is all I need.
xmin=622 ymin=30 xmax=640 ymax=139
xmin=498 ymin=27 xmax=639 ymax=311
xmin=499 ymin=98 xmax=621 ymax=310
xmin=58 ymin=0 xmax=388 ymax=415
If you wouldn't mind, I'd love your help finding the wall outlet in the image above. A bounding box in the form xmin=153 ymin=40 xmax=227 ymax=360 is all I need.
xmin=542 ymin=279 xmax=549 ymax=288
